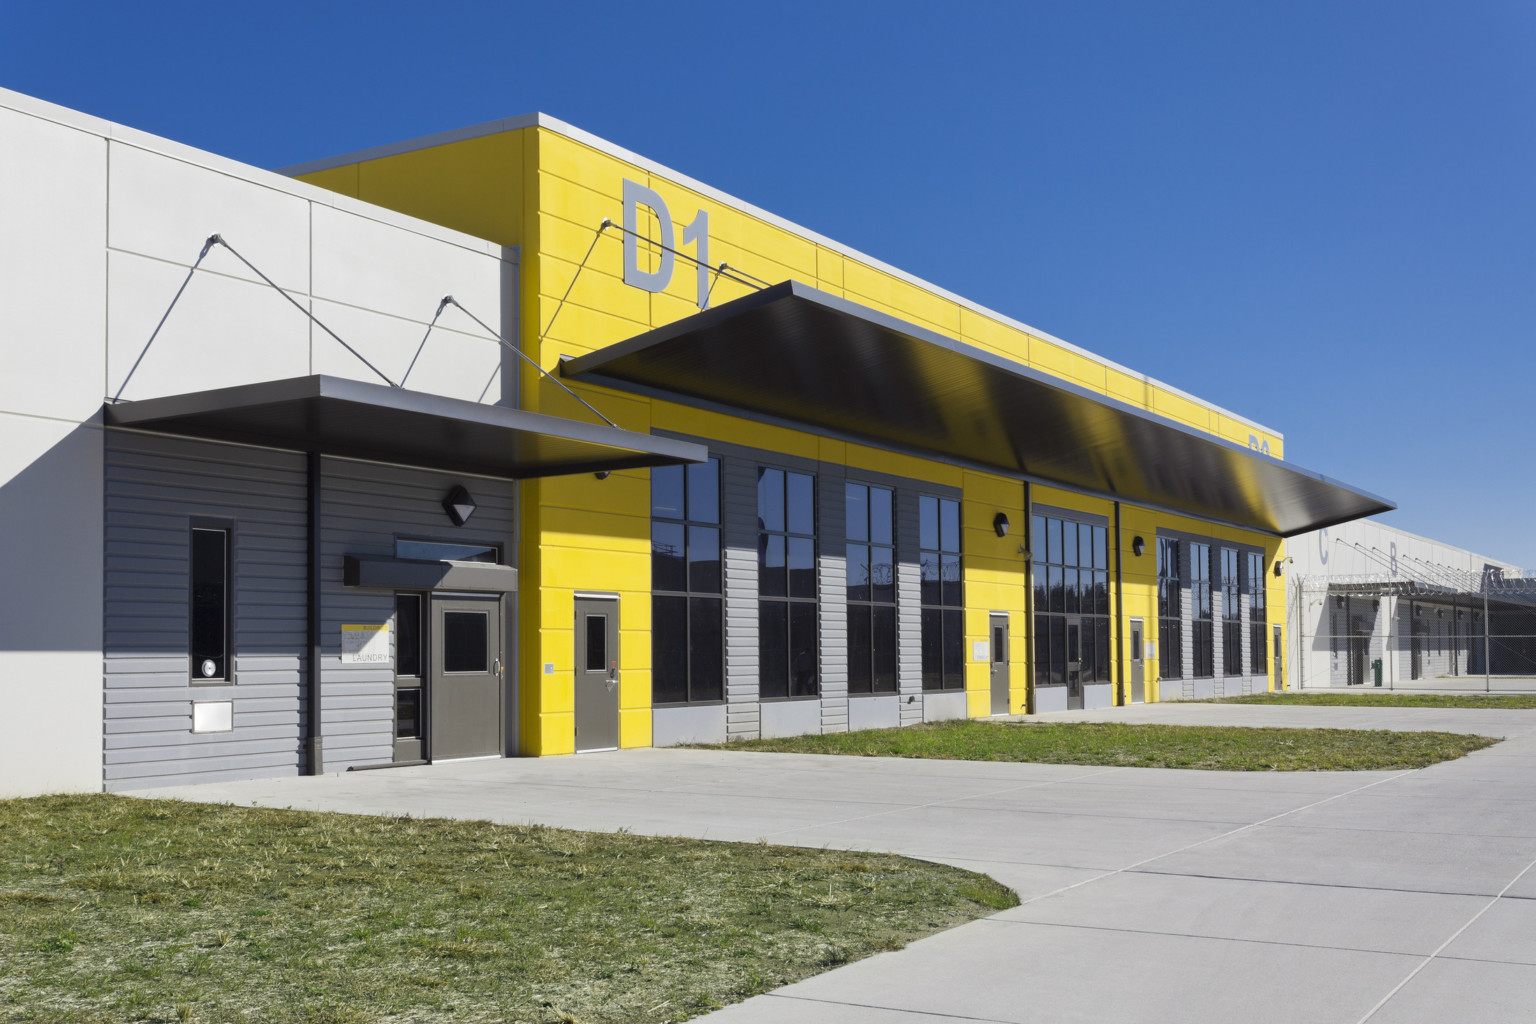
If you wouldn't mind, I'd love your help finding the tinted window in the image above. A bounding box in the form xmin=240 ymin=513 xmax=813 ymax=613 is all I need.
xmin=191 ymin=527 xmax=228 ymax=680
xmin=443 ymin=611 xmax=488 ymax=673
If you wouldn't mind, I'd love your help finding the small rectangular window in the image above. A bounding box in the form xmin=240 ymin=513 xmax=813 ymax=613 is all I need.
xmin=190 ymin=526 xmax=230 ymax=681
xmin=395 ymin=595 xmax=422 ymax=678
xmin=395 ymin=689 xmax=421 ymax=739
xmin=443 ymin=611 xmax=488 ymax=673
xmin=584 ymin=614 xmax=607 ymax=671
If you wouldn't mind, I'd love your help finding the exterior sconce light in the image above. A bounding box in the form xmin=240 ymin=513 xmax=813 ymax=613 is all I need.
xmin=993 ymin=512 xmax=1010 ymax=537
xmin=594 ymin=470 xmax=611 ymax=480
xmin=1132 ymin=536 xmax=1145 ymax=557
xmin=442 ymin=485 xmax=477 ymax=527
xmin=1274 ymin=560 xmax=1283 ymax=577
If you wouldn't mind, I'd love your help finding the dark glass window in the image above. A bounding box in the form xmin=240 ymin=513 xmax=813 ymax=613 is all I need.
xmin=585 ymin=614 xmax=607 ymax=671
xmin=847 ymin=482 xmax=897 ymax=694
xmin=1190 ymin=542 xmax=1214 ymax=678
xmin=1031 ymin=514 xmax=1111 ymax=688
xmin=759 ymin=467 xmax=818 ymax=698
xmin=190 ymin=527 xmax=230 ymax=681
xmin=1158 ymin=537 xmax=1183 ymax=680
xmin=652 ymin=458 xmax=723 ymax=704
xmin=443 ymin=611 xmax=488 ymax=673
xmin=395 ymin=689 xmax=421 ymax=739
xmin=395 ymin=539 xmax=499 ymax=563
xmin=920 ymin=495 xmax=963 ymax=691
xmin=1222 ymin=548 xmax=1242 ymax=676
xmin=395 ymin=595 xmax=422 ymax=678
xmin=1249 ymin=552 xmax=1267 ymax=675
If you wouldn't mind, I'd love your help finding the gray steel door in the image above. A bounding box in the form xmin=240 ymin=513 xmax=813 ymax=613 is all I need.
xmin=429 ymin=594 xmax=503 ymax=760
xmin=574 ymin=597 xmax=619 ymax=752
xmin=1066 ymin=617 xmax=1084 ymax=710
xmin=1273 ymin=624 xmax=1284 ymax=690
xmin=1129 ymin=617 xmax=1145 ymax=703
xmin=989 ymin=612 xmax=1010 ymax=715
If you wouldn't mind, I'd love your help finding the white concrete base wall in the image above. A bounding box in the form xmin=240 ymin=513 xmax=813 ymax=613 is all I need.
xmin=1035 ymin=685 xmax=1068 ymax=713
xmin=652 ymin=705 xmax=727 ymax=746
xmin=922 ymin=691 xmax=968 ymax=723
xmin=760 ymin=699 xmax=822 ymax=739
xmin=0 ymin=652 xmax=102 ymax=796
xmin=847 ymin=695 xmax=900 ymax=732
xmin=1083 ymin=682 xmax=1113 ymax=709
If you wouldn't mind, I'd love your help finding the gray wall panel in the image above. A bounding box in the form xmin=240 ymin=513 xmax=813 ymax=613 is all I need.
xmin=103 ymin=431 xmax=307 ymax=790
xmin=721 ymin=453 xmax=760 ymax=737
xmin=818 ymin=464 xmax=847 ymax=733
xmin=318 ymin=456 xmax=517 ymax=770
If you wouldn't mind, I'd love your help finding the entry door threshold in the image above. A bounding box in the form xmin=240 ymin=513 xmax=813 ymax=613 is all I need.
xmin=577 ymin=747 xmax=619 ymax=754
xmin=431 ymin=754 xmax=502 ymax=764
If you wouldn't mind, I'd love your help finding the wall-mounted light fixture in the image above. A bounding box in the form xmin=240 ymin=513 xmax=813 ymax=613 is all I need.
xmin=594 ymin=470 xmax=611 ymax=480
xmin=442 ymin=485 xmax=477 ymax=527
xmin=1132 ymin=536 xmax=1145 ymax=557
xmin=993 ymin=512 xmax=1010 ymax=538
xmin=1274 ymin=560 xmax=1283 ymax=577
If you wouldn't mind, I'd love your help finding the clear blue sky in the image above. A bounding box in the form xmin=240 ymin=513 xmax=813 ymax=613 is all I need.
xmin=5 ymin=1 xmax=1532 ymax=565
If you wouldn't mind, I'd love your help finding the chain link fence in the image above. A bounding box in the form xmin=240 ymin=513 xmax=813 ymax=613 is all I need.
xmin=1292 ymin=567 xmax=1536 ymax=691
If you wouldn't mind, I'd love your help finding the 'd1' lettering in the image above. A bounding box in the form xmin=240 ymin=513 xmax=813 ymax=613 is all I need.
xmin=621 ymin=178 xmax=710 ymax=310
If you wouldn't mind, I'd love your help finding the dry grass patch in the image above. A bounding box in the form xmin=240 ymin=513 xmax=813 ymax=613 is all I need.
xmin=695 ymin=720 xmax=1499 ymax=771
xmin=0 ymin=795 xmax=1014 ymax=1023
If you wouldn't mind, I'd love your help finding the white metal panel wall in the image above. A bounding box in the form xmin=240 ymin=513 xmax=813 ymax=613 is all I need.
xmin=102 ymin=432 xmax=307 ymax=790
xmin=0 ymin=104 xmax=108 ymax=797
xmin=318 ymin=458 xmax=517 ymax=770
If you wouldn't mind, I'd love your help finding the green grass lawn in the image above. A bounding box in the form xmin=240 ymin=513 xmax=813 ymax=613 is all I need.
xmin=695 ymin=720 xmax=1498 ymax=771
xmin=0 ymin=795 xmax=1015 ymax=1024
xmin=1208 ymin=692 xmax=1536 ymax=709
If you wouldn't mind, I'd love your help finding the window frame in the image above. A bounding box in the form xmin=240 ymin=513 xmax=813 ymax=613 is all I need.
xmin=757 ymin=464 xmax=819 ymax=700
xmin=920 ymin=494 xmax=964 ymax=692
xmin=1248 ymin=551 xmax=1268 ymax=676
xmin=188 ymin=518 xmax=234 ymax=684
xmin=1221 ymin=547 xmax=1242 ymax=677
xmin=1032 ymin=513 xmax=1111 ymax=690
xmin=1157 ymin=536 xmax=1184 ymax=681
xmin=1190 ymin=541 xmax=1214 ymax=679
xmin=651 ymin=456 xmax=725 ymax=706
xmin=846 ymin=481 xmax=898 ymax=695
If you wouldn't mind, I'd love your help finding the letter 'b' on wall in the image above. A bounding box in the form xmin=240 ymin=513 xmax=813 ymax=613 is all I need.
xmin=623 ymin=179 xmax=675 ymax=292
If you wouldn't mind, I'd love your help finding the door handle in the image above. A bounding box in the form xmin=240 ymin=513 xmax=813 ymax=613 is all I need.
xmin=493 ymin=658 xmax=502 ymax=676
xmin=606 ymin=660 xmax=617 ymax=691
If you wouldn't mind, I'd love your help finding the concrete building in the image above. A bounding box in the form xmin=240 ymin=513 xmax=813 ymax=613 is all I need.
xmin=1287 ymin=520 xmax=1534 ymax=690
xmin=0 ymin=87 xmax=1391 ymax=797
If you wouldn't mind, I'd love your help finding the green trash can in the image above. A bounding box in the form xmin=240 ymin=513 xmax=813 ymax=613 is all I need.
xmin=1372 ymin=658 xmax=1383 ymax=687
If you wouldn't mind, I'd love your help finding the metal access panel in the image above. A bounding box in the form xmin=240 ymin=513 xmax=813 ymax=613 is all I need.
xmin=429 ymin=594 xmax=503 ymax=760
xmin=1129 ymin=617 xmax=1146 ymax=704
xmin=989 ymin=613 xmax=1010 ymax=715
xmin=574 ymin=597 xmax=620 ymax=752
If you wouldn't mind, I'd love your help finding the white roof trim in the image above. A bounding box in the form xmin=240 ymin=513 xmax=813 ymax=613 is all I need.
xmin=279 ymin=111 xmax=1281 ymax=438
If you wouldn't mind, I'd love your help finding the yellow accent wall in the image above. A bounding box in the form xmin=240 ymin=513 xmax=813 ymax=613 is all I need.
xmin=297 ymin=119 xmax=1287 ymax=752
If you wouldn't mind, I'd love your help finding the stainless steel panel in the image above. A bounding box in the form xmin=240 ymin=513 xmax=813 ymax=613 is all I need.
xmin=564 ymin=282 xmax=1393 ymax=537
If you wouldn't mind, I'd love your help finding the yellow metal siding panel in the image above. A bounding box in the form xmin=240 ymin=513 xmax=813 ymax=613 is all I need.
xmin=296 ymin=164 xmax=359 ymax=199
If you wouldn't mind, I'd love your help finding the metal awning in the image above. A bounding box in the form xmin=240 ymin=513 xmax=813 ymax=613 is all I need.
xmin=562 ymin=281 xmax=1393 ymax=536
xmin=103 ymin=374 xmax=706 ymax=479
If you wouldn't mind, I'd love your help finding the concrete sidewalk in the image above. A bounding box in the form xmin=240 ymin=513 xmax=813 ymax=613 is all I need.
xmin=125 ymin=704 xmax=1536 ymax=1023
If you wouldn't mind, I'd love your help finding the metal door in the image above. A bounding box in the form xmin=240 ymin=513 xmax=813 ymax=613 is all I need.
xmin=574 ymin=596 xmax=619 ymax=752
xmin=1129 ymin=617 xmax=1145 ymax=703
xmin=989 ymin=613 xmax=1010 ymax=715
xmin=1066 ymin=617 xmax=1084 ymax=710
xmin=429 ymin=594 xmax=503 ymax=760
xmin=1273 ymin=624 xmax=1283 ymax=690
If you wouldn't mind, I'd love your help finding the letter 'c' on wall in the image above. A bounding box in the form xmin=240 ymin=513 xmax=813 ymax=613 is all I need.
xmin=623 ymin=179 xmax=675 ymax=293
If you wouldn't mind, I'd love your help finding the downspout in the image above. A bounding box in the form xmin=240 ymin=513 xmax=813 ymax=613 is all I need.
xmin=306 ymin=450 xmax=323 ymax=774
xmin=1022 ymin=480 xmax=1033 ymax=714
xmin=1114 ymin=501 xmax=1124 ymax=706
